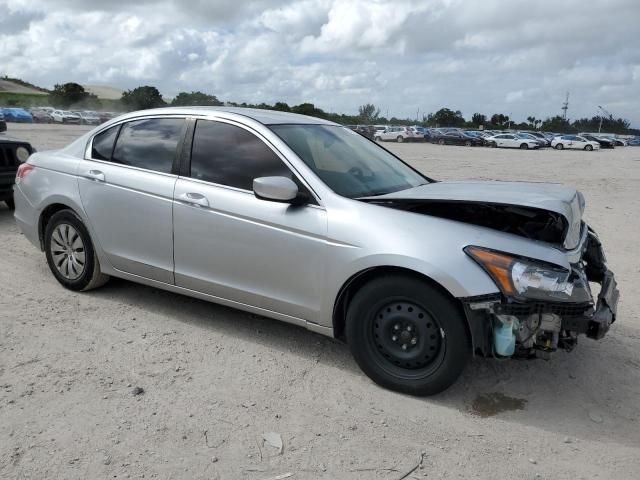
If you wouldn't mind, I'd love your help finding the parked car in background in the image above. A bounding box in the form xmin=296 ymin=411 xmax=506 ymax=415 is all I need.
xmin=521 ymin=131 xmax=551 ymax=147
xmin=430 ymin=131 xmax=484 ymax=147
xmin=74 ymin=111 xmax=102 ymax=126
xmin=346 ymin=125 xmax=375 ymax=140
xmin=375 ymin=126 xmax=419 ymax=143
xmin=411 ymin=126 xmax=431 ymax=141
xmin=1 ymin=129 xmax=35 ymax=209
xmin=1 ymin=108 xmax=33 ymax=123
xmin=627 ymin=138 xmax=640 ymax=146
xmin=579 ymin=134 xmax=615 ymax=149
xmin=551 ymin=135 xmax=600 ymax=151
xmin=612 ymin=138 xmax=628 ymax=147
xmin=0 ymin=111 xmax=6 ymax=132
xmin=485 ymin=133 xmax=540 ymax=149
xmin=51 ymin=110 xmax=82 ymax=124
xmin=516 ymin=133 xmax=547 ymax=148
xmin=13 ymin=106 xmax=619 ymax=396
xmin=30 ymin=108 xmax=53 ymax=123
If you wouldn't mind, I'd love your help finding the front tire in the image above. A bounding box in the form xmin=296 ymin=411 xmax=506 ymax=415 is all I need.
xmin=374 ymin=136 xmax=381 ymax=142
xmin=438 ymin=139 xmax=445 ymax=145
xmin=520 ymin=143 xmax=529 ymax=149
xmin=346 ymin=275 xmax=470 ymax=396
xmin=465 ymin=140 xmax=472 ymax=147
xmin=396 ymin=136 xmax=403 ymax=143
xmin=585 ymin=145 xmax=593 ymax=151
xmin=44 ymin=210 xmax=109 ymax=291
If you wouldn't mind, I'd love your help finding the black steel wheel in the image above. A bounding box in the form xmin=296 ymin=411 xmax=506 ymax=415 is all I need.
xmin=346 ymin=275 xmax=470 ymax=396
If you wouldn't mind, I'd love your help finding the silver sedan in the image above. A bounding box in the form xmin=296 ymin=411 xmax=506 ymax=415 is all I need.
xmin=13 ymin=107 xmax=619 ymax=395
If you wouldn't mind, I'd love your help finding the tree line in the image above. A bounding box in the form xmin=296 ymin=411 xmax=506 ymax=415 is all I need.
xmin=46 ymin=82 xmax=635 ymax=135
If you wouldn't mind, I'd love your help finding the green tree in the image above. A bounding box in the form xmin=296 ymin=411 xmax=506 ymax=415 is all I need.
xmin=49 ymin=82 xmax=98 ymax=109
xmin=541 ymin=115 xmax=572 ymax=132
xmin=121 ymin=86 xmax=166 ymax=110
xmin=471 ymin=113 xmax=486 ymax=126
xmin=358 ymin=103 xmax=380 ymax=124
xmin=272 ymin=102 xmax=291 ymax=112
xmin=490 ymin=113 xmax=510 ymax=128
xmin=291 ymin=103 xmax=326 ymax=117
xmin=426 ymin=108 xmax=465 ymax=127
xmin=171 ymin=91 xmax=222 ymax=106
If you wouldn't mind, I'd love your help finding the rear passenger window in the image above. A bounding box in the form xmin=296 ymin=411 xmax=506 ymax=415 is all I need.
xmin=190 ymin=120 xmax=293 ymax=190
xmin=112 ymin=118 xmax=184 ymax=173
xmin=91 ymin=125 xmax=120 ymax=160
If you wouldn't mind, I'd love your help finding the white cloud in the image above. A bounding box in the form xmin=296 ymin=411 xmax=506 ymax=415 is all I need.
xmin=0 ymin=0 xmax=639 ymax=125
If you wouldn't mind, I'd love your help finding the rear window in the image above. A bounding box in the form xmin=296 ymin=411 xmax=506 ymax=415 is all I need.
xmin=111 ymin=118 xmax=184 ymax=174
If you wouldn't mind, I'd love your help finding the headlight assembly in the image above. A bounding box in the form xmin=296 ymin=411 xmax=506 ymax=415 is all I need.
xmin=464 ymin=246 xmax=577 ymax=302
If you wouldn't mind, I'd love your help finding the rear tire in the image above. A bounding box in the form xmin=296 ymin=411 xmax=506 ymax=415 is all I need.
xmin=489 ymin=141 xmax=497 ymax=148
xmin=585 ymin=145 xmax=593 ymax=151
xmin=44 ymin=210 xmax=109 ymax=291
xmin=346 ymin=275 xmax=470 ymax=396
xmin=397 ymin=136 xmax=403 ymax=143
xmin=374 ymin=136 xmax=381 ymax=142
xmin=4 ymin=197 xmax=15 ymax=210
xmin=438 ymin=139 xmax=445 ymax=145
xmin=520 ymin=143 xmax=529 ymax=149
xmin=465 ymin=140 xmax=472 ymax=147
xmin=555 ymin=143 xmax=564 ymax=150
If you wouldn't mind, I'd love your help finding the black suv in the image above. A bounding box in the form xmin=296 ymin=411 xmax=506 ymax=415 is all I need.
xmin=0 ymin=123 xmax=35 ymax=209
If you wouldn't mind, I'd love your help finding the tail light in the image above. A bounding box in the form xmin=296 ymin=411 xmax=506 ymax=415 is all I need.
xmin=16 ymin=163 xmax=34 ymax=184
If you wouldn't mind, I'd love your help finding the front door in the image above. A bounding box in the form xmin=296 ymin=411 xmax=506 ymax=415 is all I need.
xmin=172 ymin=119 xmax=327 ymax=323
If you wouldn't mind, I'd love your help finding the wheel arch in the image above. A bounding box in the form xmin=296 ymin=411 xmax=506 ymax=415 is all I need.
xmin=331 ymin=266 xmax=472 ymax=349
xmin=38 ymin=203 xmax=81 ymax=250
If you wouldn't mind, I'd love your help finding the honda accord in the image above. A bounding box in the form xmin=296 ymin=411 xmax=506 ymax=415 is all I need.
xmin=13 ymin=107 xmax=619 ymax=395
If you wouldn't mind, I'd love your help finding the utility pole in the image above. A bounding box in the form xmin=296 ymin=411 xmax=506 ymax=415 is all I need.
xmin=597 ymin=105 xmax=613 ymax=133
xmin=561 ymin=92 xmax=569 ymax=120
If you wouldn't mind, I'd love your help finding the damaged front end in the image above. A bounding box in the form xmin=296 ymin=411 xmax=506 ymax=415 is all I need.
xmin=462 ymin=228 xmax=619 ymax=359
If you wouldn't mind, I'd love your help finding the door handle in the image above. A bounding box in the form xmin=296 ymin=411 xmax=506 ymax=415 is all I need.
xmin=178 ymin=192 xmax=209 ymax=207
xmin=86 ymin=170 xmax=105 ymax=182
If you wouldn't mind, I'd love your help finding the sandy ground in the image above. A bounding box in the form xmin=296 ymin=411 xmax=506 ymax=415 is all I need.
xmin=1 ymin=123 xmax=639 ymax=480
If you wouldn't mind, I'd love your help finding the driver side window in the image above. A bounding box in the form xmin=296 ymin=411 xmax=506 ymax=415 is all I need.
xmin=190 ymin=120 xmax=293 ymax=190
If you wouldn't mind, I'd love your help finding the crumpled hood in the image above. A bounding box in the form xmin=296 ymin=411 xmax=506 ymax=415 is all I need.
xmin=365 ymin=181 xmax=585 ymax=250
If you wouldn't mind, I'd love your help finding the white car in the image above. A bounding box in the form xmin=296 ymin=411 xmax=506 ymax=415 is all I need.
xmin=485 ymin=133 xmax=540 ymax=149
xmin=51 ymin=110 xmax=82 ymax=124
xmin=552 ymin=135 xmax=600 ymax=151
xmin=375 ymin=126 xmax=419 ymax=143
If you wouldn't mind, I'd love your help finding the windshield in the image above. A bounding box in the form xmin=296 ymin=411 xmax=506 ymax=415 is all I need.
xmin=270 ymin=124 xmax=429 ymax=198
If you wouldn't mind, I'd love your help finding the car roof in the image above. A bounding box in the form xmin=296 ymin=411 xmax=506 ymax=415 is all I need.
xmin=114 ymin=106 xmax=338 ymax=126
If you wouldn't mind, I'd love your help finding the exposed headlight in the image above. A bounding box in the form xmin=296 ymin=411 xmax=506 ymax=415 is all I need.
xmin=15 ymin=146 xmax=30 ymax=163
xmin=465 ymin=246 xmax=577 ymax=302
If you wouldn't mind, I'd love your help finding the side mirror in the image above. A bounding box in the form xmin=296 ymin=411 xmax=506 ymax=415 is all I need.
xmin=253 ymin=176 xmax=301 ymax=203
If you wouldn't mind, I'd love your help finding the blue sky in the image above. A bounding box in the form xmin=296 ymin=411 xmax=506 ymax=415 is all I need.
xmin=1 ymin=0 xmax=639 ymax=125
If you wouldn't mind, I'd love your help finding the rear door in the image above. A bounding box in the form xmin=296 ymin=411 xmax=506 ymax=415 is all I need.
xmin=78 ymin=117 xmax=186 ymax=283
xmin=172 ymin=119 xmax=327 ymax=322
